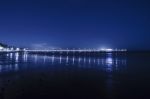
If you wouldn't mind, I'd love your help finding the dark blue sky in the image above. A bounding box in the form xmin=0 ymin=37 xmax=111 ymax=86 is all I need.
xmin=0 ymin=0 xmax=150 ymax=50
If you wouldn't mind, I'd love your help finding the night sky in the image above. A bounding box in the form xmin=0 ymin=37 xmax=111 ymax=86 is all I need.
xmin=0 ymin=0 xmax=150 ymax=50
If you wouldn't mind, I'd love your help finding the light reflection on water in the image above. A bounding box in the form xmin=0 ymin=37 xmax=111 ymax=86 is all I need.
xmin=0 ymin=52 xmax=126 ymax=73
xmin=0 ymin=52 xmax=150 ymax=99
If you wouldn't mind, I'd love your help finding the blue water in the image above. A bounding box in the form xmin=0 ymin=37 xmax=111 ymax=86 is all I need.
xmin=0 ymin=52 xmax=149 ymax=99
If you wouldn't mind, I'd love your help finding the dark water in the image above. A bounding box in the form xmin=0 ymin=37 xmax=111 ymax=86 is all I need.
xmin=0 ymin=52 xmax=150 ymax=99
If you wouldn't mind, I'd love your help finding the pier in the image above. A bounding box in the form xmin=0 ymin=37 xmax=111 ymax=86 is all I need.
xmin=0 ymin=48 xmax=127 ymax=53
xmin=0 ymin=49 xmax=127 ymax=56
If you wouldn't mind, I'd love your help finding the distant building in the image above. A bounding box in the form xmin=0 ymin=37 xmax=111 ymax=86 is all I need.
xmin=0 ymin=43 xmax=25 ymax=51
xmin=0 ymin=45 xmax=4 ymax=50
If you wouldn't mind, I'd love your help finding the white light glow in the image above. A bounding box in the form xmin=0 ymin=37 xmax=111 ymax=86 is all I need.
xmin=105 ymin=48 xmax=113 ymax=52
xmin=99 ymin=48 xmax=113 ymax=52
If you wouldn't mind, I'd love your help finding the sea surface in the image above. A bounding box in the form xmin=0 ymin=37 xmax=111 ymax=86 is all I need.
xmin=0 ymin=52 xmax=150 ymax=99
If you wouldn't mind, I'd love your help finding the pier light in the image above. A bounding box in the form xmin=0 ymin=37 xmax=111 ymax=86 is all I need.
xmin=105 ymin=48 xmax=113 ymax=52
xmin=100 ymin=48 xmax=105 ymax=51
xmin=114 ymin=48 xmax=117 ymax=51
xmin=16 ymin=48 xmax=20 ymax=51
xmin=121 ymin=49 xmax=124 ymax=51
xmin=10 ymin=47 xmax=14 ymax=51
xmin=23 ymin=48 xmax=25 ymax=51
xmin=6 ymin=48 xmax=9 ymax=51
xmin=99 ymin=48 xmax=113 ymax=52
